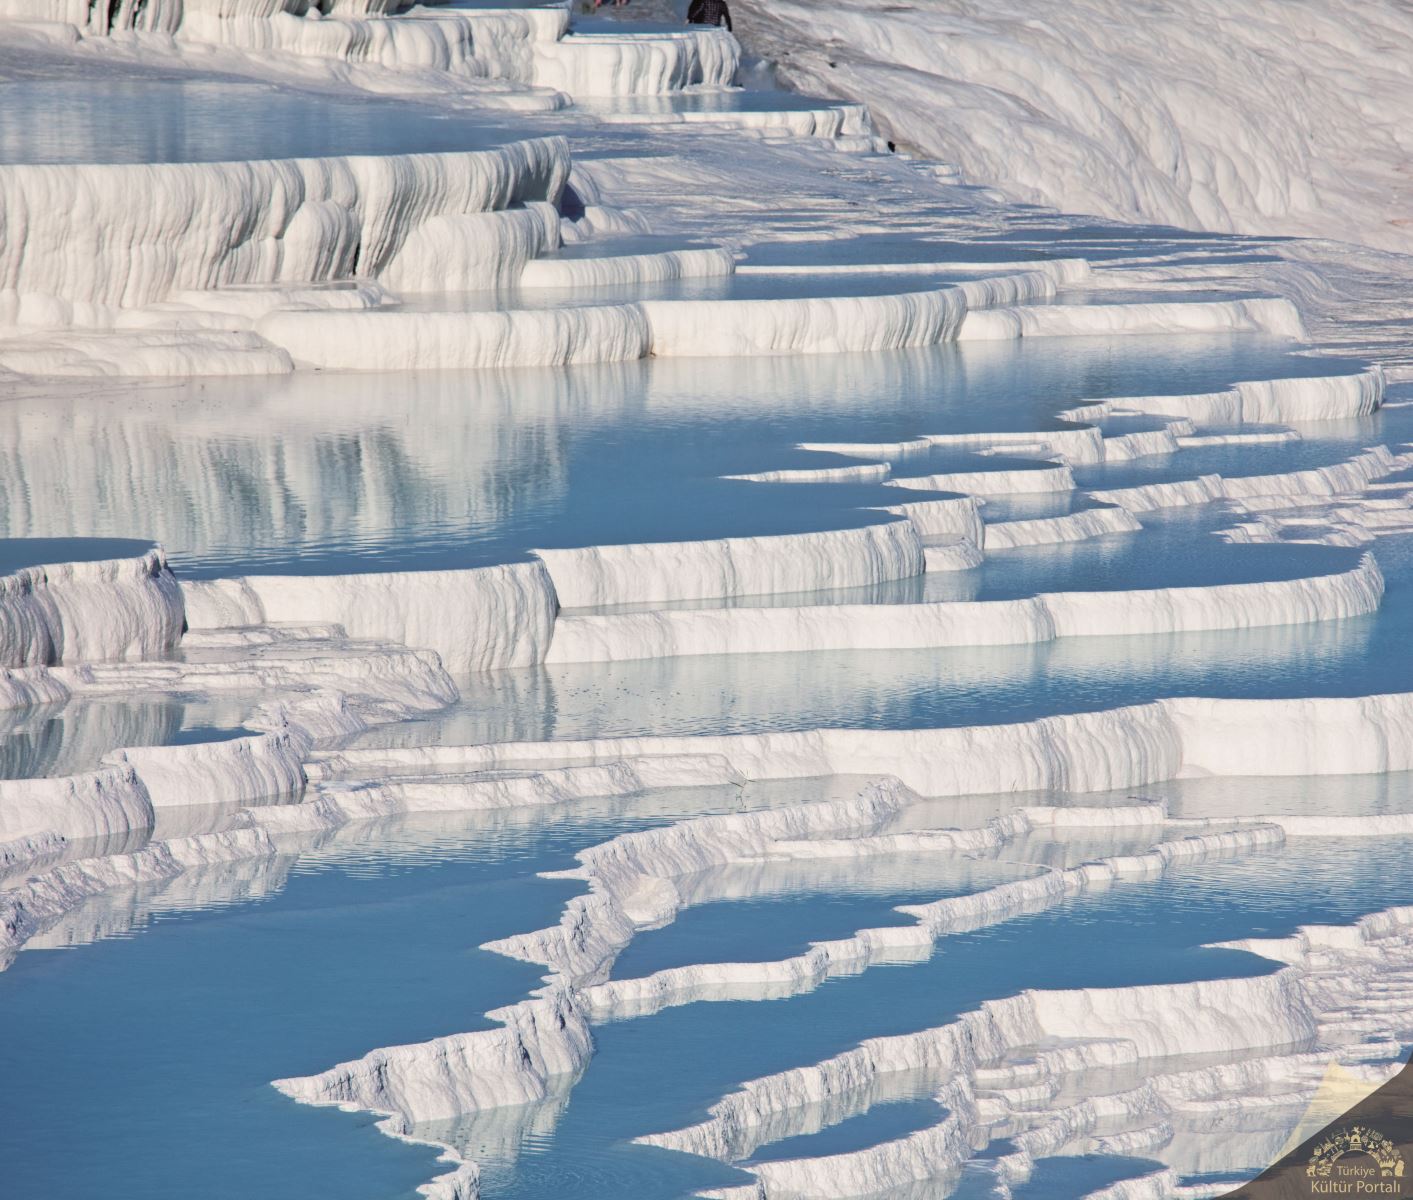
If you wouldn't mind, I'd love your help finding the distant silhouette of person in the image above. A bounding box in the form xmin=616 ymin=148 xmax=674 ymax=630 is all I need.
xmin=687 ymin=0 xmax=732 ymax=30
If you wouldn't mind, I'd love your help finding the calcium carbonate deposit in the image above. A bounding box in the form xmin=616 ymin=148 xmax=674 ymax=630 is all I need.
xmin=1 ymin=3 xmax=1412 ymax=1200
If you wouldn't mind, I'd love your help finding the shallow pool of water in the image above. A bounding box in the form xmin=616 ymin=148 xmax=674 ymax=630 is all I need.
xmin=0 ymin=337 xmax=1368 ymax=578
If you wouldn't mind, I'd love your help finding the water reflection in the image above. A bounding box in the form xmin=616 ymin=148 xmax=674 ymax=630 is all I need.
xmin=0 ymin=337 xmax=1368 ymax=577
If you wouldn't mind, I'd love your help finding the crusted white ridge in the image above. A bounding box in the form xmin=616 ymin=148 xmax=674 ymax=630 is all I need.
xmin=486 ymin=777 xmax=918 ymax=985
xmin=643 ymin=971 xmax=1314 ymax=1165
xmin=655 ymin=908 xmax=1413 ymax=1198
xmin=886 ymin=464 xmax=1075 ymax=496
xmin=959 ymin=298 xmax=1306 ymax=341
xmin=543 ymin=554 xmax=1382 ymax=663
xmin=104 ymin=731 xmax=307 ymax=810
xmin=985 ymin=506 xmax=1143 ymax=549
xmin=582 ymin=818 xmax=1278 ymax=1022
xmin=1091 ymin=446 xmax=1409 ymax=512
xmin=1063 ymin=369 xmax=1385 ymax=426
xmin=537 ymin=523 xmax=924 ymax=608
xmin=0 ymin=548 xmax=183 ymax=669
xmin=740 ymin=258 xmax=1091 ymax=283
xmin=245 ymin=755 xmax=744 ymax=835
xmin=0 ymin=666 xmax=72 ymax=712
xmin=876 ymin=496 xmax=986 ymax=546
xmin=272 ymin=985 xmax=593 ymax=1129
xmin=0 ymin=826 xmax=281 ymax=970
xmin=61 ymin=639 xmax=459 ymax=718
xmin=922 ymin=426 xmax=1105 ymax=466
xmin=311 ymin=691 xmax=1413 ymax=798
xmin=532 ymin=27 xmax=740 ymax=96
xmin=519 ymin=246 xmax=736 ymax=289
xmin=639 ymin=285 xmax=969 ymax=358
xmin=0 ymin=139 xmax=569 ymax=314
xmin=252 ymin=268 xmax=1064 ymax=371
xmin=0 ymin=765 xmax=154 ymax=845
xmin=921 ymin=538 xmax=985 ymax=571
xmin=183 ymin=562 xmax=557 ymax=675
xmin=725 ymin=462 xmax=890 ymax=485
xmin=382 ymin=203 xmax=561 ymax=293
xmin=258 ymin=302 xmax=651 ymax=371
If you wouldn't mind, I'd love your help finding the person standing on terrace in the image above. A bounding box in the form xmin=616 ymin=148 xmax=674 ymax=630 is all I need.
xmin=687 ymin=0 xmax=732 ymax=30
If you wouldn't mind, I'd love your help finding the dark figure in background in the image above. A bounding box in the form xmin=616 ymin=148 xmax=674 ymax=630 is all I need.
xmin=687 ymin=0 xmax=732 ymax=30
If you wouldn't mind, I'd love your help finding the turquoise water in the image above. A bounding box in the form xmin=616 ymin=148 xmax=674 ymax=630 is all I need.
xmin=0 ymin=695 xmax=256 ymax=781
xmin=1 ymin=75 xmax=1408 ymax=1200
xmin=0 ymin=337 xmax=1371 ymax=577
xmin=0 ymin=786 xmax=749 ymax=1200
xmin=356 ymin=525 xmax=1410 ymax=749
xmin=3 ymin=786 xmax=1407 ymax=1200
xmin=0 ymin=76 xmax=537 ymax=165
xmin=463 ymin=839 xmax=1413 ymax=1198
xmin=612 ymin=855 xmax=1036 ymax=979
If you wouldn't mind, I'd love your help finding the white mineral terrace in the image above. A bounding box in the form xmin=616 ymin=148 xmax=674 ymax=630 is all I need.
xmin=1 ymin=3 xmax=1412 ymax=1200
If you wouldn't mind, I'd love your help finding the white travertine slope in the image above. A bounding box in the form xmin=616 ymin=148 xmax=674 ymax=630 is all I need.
xmin=537 ymin=522 xmax=925 ymax=608
xmin=0 ymin=139 xmax=568 ymax=314
xmin=544 ymin=554 xmax=1383 ymax=663
xmin=1063 ymin=369 xmax=1386 ymax=427
xmin=735 ymin=0 xmax=1413 ymax=251
xmin=184 ymin=561 xmax=558 ymax=675
xmin=312 ymin=691 xmax=1413 ymax=800
xmin=0 ymin=548 xmax=183 ymax=669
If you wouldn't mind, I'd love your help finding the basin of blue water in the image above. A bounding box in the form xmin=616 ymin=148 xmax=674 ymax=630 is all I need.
xmin=0 ymin=694 xmax=256 ymax=782
xmin=0 ymin=76 xmax=536 ymax=165
xmin=439 ymin=837 xmax=1413 ymax=1200
xmin=362 ymin=526 xmax=1405 ymax=748
xmin=611 ymin=854 xmax=1037 ymax=979
xmin=0 ymin=537 xmax=157 ymax=575
xmin=0 ymin=337 xmax=1368 ymax=578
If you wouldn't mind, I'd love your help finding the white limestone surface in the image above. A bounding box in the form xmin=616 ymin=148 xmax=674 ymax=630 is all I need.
xmin=1064 ymin=369 xmax=1385 ymax=426
xmin=959 ymin=298 xmax=1305 ymax=342
xmin=532 ymin=27 xmax=739 ymax=96
xmin=985 ymin=506 xmax=1143 ymax=549
xmin=0 ymin=548 xmax=183 ymax=669
xmin=543 ymin=554 xmax=1383 ymax=663
xmin=0 ymin=139 xmax=569 ymax=313
xmin=313 ymin=691 xmax=1413 ymax=800
xmin=537 ymin=522 xmax=925 ymax=608
xmin=519 ymin=246 xmax=736 ymax=289
xmin=183 ymin=562 xmax=557 ymax=674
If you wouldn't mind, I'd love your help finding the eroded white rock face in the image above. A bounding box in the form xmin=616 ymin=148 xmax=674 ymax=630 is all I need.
xmin=0 ymin=139 xmax=569 ymax=313
xmin=985 ymin=505 xmax=1142 ymax=549
xmin=381 ymin=203 xmax=563 ymax=293
xmin=105 ymin=731 xmax=307 ymax=810
xmin=641 ymin=286 xmax=968 ymax=357
xmin=273 ymin=986 xmax=594 ymax=1129
xmin=259 ymin=302 xmax=652 ymax=371
xmin=538 ymin=522 xmax=925 ymax=608
xmin=519 ymin=246 xmax=736 ymax=290
xmin=1091 ymin=446 xmax=1408 ymax=513
xmin=648 ymin=905 xmax=1413 ymax=1199
xmin=544 ymin=554 xmax=1383 ymax=663
xmin=0 ymin=548 xmax=184 ymax=669
xmin=315 ymin=691 xmax=1413 ymax=800
xmin=532 ymin=27 xmax=740 ymax=96
xmin=959 ymin=298 xmax=1306 ymax=341
xmin=0 ymin=764 xmax=155 ymax=845
xmin=1064 ymin=369 xmax=1385 ymax=426
xmin=737 ymin=0 xmax=1413 ymax=251
xmin=185 ymin=562 xmax=558 ymax=675
xmin=646 ymin=970 xmax=1315 ymax=1163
